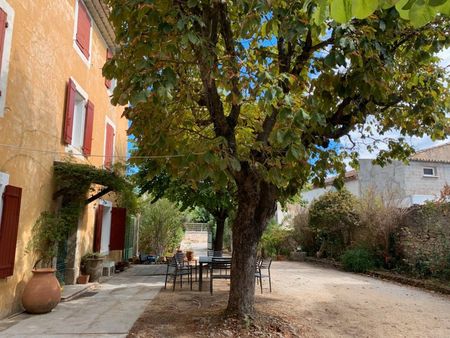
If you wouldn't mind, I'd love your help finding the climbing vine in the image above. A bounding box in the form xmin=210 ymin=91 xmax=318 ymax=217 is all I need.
xmin=27 ymin=161 xmax=137 ymax=267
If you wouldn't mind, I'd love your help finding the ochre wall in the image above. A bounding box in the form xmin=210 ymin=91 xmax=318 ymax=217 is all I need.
xmin=0 ymin=0 xmax=127 ymax=319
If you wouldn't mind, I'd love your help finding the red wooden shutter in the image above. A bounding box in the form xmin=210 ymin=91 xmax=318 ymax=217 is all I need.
xmin=76 ymin=0 xmax=91 ymax=59
xmin=63 ymin=79 xmax=76 ymax=144
xmin=105 ymin=49 xmax=113 ymax=89
xmin=110 ymin=207 xmax=126 ymax=250
xmin=93 ymin=205 xmax=103 ymax=252
xmin=82 ymin=100 xmax=94 ymax=156
xmin=0 ymin=8 xmax=8 ymax=81
xmin=0 ymin=185 xmax=22 ymax=278
xmin=104 ymin=123 xmax=114 ymax=169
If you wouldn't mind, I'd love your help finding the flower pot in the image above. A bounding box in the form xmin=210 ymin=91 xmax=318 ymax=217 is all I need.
xmin=22 ymin=268 xmax=61 ymax=314
xmin=85 ymin=257 xmax=104 ymax=282
xmin=186 ymin=251 xmax=194 ymax=261
xmin=76 ymin=274 xmax=90 ymax=284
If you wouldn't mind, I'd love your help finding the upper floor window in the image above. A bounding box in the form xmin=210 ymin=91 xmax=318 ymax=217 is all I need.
xmin=0 ymin=1 xmax=14 ymax=118
xmin=63 ymin=78 xmax=94 ymax=157
xmin=423 ymin=167 xmax=437 ymax=177
xmin=104 ymin=120 xmax=115 ymax=169
xmin=74 ymin=0 xmax=92 ymax=65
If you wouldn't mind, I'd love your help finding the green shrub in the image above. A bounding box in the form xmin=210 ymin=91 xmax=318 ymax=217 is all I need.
xmin=309 ymin=189 xmax=360 ymax=258
xmin=260 ymin=220 xmax=297 ymax=258
xmin=139 ymin=198 xmax=184 ymax=256
xmin=341 ymin=248 xmax=375 ymax=273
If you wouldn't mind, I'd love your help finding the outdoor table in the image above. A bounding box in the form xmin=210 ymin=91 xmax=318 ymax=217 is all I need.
xmin=198 ymin=256 xmax=232 ymax=291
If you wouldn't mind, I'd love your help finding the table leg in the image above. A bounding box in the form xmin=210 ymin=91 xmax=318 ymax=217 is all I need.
xmin=199 ymin=262 xmax=203 ymax=291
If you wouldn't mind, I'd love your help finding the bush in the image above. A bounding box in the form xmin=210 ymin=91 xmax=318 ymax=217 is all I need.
xmin=139 ymin=198 xmax=184 ymax=256
xmin=260 ymin=220 xmax=297 ymax=258
xmin=341 ymin=248 xmax=375 ymax=273
xmin=309 ymin=189 xmax=360 ymax=258
xmin=292 ymin=210 xmax=318 ymax=255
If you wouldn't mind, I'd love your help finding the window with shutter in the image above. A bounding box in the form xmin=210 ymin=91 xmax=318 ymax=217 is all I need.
xmin=63 ymin=79 xmax=76 ymax=144
xmin=104 ymin=122 xmax=115 ymax=169
xmin=0 ymin=8 xmax=8 ymax=78
xmin=110 ymin=208 xmax=126 ymax=251
xmin=75 ymin=0 xmax=91 ymax=61
xmin=0 ymin=2 xmax=14 ymax=118
xmin=82 ymin=100 xmax=94 ymax=156
xmin=0 ymin=185 xmax=22 ymax=278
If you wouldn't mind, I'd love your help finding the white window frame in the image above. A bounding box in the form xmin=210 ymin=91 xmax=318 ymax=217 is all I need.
xmin=73 ymin=0 xmax=92 ymax=68
xmin=106 ymin=78 xmax=117 ymax=97
xmin=423 ymin=167 xmax=437 ymax=177
xmin=0 ymin=0 xmax=14 ymax=118
xmin=65 ymin=77 xmax=89 ymax=157
xmin=103 ymin=117 xmax=116 ymax=168
xmin=0 ymin=171 xmax=10 ymax=226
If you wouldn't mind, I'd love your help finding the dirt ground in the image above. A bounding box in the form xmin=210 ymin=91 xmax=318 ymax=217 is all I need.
xmin=128 ymin=261 xmax=450 ymax=338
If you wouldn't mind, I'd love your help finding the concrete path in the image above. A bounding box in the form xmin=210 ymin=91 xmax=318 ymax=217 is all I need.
xmin=180 ymin=231 xmax=209 ymax=257
xmin=0 ymin=266 xmax=164 ymax=338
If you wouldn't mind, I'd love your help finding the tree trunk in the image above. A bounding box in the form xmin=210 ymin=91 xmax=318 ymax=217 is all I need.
xmin=213 ymin=212 xmax=226 ymax=252
xmin=226 ymin=170 xmax=277 ymax=317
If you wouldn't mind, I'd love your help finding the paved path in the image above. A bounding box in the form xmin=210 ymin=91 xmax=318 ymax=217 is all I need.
xmin=0 ymin=266 xmax=164 ymax=338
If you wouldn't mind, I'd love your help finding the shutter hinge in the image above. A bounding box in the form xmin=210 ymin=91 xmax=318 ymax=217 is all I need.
xmin=5 ymin=22 xmax=8 ymax=29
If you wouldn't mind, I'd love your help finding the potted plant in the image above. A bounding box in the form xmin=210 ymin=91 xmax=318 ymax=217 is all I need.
xmin=81 ymin=252 xmax=104 ymax=282
xmin=186 ymin=249 xmax=194 ymax=262
xmin=23 ymin=212 xmax=63 ymax=314
xmin=76 ymin=274 xmax=90 ymax=284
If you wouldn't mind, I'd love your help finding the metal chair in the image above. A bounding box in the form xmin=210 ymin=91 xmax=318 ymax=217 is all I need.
xmin=255 ymin=257 xmax=272 ymax=293
xmin=164 ymin=256 xmax=193 ymax=291
xmin=209 ymin=257 xmax=232 ymax=294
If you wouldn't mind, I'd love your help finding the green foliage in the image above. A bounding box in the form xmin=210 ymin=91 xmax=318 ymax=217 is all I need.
xmin=309 ymin=189 xmax=360 ymax=258
xmin=341 ymin=247 xmax=376 ymax=272
xmin=28 ymin=161 xmax=137 ymax=267
xmin=260 ymin=220 xmax=297 ymax=257
xmin=139 ymin=198 xmax=184 ymax=256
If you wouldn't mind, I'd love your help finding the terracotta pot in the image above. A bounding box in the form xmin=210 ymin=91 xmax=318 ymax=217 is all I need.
xmin=76 ymin=274 xmax=90 ymax=284
xmin=22 ymin=268 xmax=61 ymax=314
xmin=186 ymin=251 xmax=193 ymax=261
xmin=85 ymin=258 xmax=104 ymax=282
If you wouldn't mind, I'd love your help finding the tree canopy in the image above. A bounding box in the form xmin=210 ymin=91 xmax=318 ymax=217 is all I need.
xmin=105 ymin=0 xmax=450 ymax=316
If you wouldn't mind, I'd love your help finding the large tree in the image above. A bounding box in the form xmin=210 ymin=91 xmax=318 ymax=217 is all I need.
xmin=135 ymin=163 xmax=234 ymax=251
xmin=105 ymin=1 xmax=450 ymax=316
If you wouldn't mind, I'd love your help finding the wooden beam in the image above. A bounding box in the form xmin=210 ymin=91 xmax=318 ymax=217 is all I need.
xmin=85 ymin=187 xmax=112 ymax=205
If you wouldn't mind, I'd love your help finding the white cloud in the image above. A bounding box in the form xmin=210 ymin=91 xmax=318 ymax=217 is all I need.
xmin=437 ymin=48 xmax=450 ymax=68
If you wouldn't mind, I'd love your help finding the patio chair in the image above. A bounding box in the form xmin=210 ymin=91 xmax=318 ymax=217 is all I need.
xmin=164 ymin=256 xmax=193 ymax=291
xmin=255 ymin=257 xmax=272 ymax=293
xmin=209 ymin=257 xmax=232 ymax=294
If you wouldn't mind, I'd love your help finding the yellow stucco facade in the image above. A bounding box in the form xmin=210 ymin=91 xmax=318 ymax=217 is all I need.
xmin=0 ymin=0 xmax=127 ymax=319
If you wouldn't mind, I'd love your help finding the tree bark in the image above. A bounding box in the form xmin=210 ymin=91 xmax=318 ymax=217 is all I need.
xmin=213 ymin=213 xmax=226 ymax=252
xmin=226 ymin=168 xmax=277 ymax=316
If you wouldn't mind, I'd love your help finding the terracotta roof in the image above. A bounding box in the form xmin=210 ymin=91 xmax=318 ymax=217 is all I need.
xmin=410 ymin=142 xmax=450 ymax=164
xmin=323 ymin=169 xmax=358 ymax=186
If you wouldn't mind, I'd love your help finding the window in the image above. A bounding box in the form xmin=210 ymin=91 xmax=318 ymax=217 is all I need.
xmin=74 ymin=0 xmax=92 ymax=64
xmin=423 ymin=167 xmax=437 ymax=177
xmin=104 ymin=120 xmax=115 ymax=169
xmin=0 ymin=1 xmax=14 ymax=118
xmin=63 ymin=78 xmax=94 ymax=156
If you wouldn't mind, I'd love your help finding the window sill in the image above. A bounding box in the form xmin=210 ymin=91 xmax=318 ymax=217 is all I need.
xmin=73 ymin=41 xmax=91 ymax=69
xmin=423 ymin=175 xmax=439 ymax=178
xmin=65 ymin=145 xmax=86 ymax=160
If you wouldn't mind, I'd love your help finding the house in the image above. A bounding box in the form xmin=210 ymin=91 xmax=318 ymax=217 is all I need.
xmin=0 ymin=0 xmax=135 ymax=319
xmin=302 ymin=143 xmax=450 ymax=206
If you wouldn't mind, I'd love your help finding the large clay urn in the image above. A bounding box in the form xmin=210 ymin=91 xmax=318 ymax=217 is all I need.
xmin=22 ymin=268 xmax=61 ymax=314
